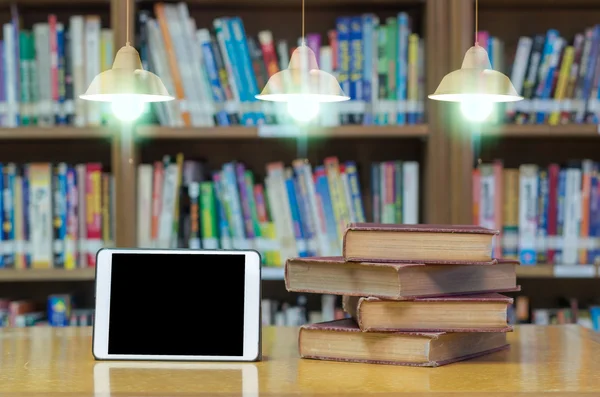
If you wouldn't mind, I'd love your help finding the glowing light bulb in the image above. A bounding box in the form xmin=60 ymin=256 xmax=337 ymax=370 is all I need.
xmin=460 ymin=98 xmax=493 ymax=122
xmin=111 ymin=96 xmax=146 ymax=122
xmin=287 ymin=96 xmax=320 ymax=123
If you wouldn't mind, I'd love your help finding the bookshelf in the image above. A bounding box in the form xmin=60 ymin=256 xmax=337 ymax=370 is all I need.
xmin=2 ymin=0 xmax=598 ymax=327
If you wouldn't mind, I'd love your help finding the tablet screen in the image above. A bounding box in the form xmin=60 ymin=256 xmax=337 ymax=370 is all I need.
xmin=107 ymin=253 xmax=246 ymax=356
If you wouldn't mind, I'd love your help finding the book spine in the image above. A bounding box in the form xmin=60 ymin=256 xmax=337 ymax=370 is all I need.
xmin=345 ymin=161 xmax=365 ymax=223
xmin=13 ymin=175 xmax=23 ymax=269
xmin=580 ymin=160 xmax=593 ymax=264
xmin=361 ymin=14 xmax=376 ymax=126
xmin=222 ymin=163 xmax=246 ymax=246
xmin=197 ymin=29 xmax=229 ymax=126
xmin=502 ymin=169 xmax=519 ymax=259
xmin=285 ymin=170 xmax=307 ymax=257
xmin=212 ymin=173 xmax=232 ymax=249
xmin=292 ymin=167 xmax=316 ymax=256
xmin=547 ymin=164 xmax=559 ymax=264
xmin=402 ymin=162 xmax=419 ymax=224
xmin=472 ymin=168 xmax=480 ymax=225
xmin=235 ymin=163 xmax=255 ymax=240
xmin=407 ymin=33 xmax=419 ymax=124
xmin=187 ymin=182 xmax=201 ymax=249
xmin=396 ymin=12 xmax=409 ymax=125
xmin=85 ymin=163 xmax=102 ymax=267
xmin=244 ymin=171 xmax=262 ymax=240
xmin=536 ymin=168 xmax=549 ymax=264
xmin=56 ymin=23 xmax=67 ymax=125
xmin=385 ymin=17 xmax=398 ymax=125
xmin=336 ymin=17 xmax=351 ymax=125
xmin=52 ymin=163 xmax=67 ymax=268
xmin=349 ymin=16 xmax=363 ymax=124
xmin=563 ymin=167 xmax=582 ymax=265
xmin=2 ymin=164 xmax=15 ymax=267
xmin=65 ymin=167 xmax=77 ymax=269
xmin=519 ymin=164 xmax=539 ymax=265
xmin=222 ymin=18 xmax=251 ymax=125
xmin=555 ymin=169 xmax=567 ymax=264
xmin=199 ymin=181 xmax=218 ymax=249
xmin=324 ymin=157 xmax=349 ymax=239
xmin=314 ymin=166 xmax=340 ymax=255
xmin=392 ymin=161 xmax=402 ymax=224
xmin=375 ymin=25 xmax=387 ymax=125
xmin=371 ymin=163 xmax=380 ymax=223
xmin=589 ymin=165 xmax=600 ymax=264
xmin=29 ymin=164 xmax=52 ymax=268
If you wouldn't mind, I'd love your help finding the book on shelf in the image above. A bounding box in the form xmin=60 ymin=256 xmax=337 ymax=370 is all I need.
xmin=286 ymin=223 xmax=519 ymax=366
xmin=507 ymin=295 xmax=600 ymax=332
xmin=501 ymin=25 xmax=600 ymax=125
xmin=473 ymin=160 xmax=600 ymax=266
xmin=0 ymin=296 xmax=94 ymax=328
xmin=0 ymin=6 xmax=113 ymax=128
xmin=0 ymin=162 xmax=113 ymax=270
xmin=137 ymin=154 xmax=419 ymax=265
xmin=262 ymin=294 xmax=347 ymax=327
xmin=136 ymin=3 xmax=426 ymax=128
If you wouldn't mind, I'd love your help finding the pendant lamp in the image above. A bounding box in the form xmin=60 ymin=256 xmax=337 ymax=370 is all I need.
xmin=429 ymin=0 xmax=522 ymax=122
xmin=255 ymin=0 xmax=349 ymax=122
xmin=80 ymin=1 xmax=173 ymax=122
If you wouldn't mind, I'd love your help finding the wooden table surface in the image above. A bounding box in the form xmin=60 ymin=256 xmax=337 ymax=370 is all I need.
xmin=0 ymin=325 xmax=598 ymax=396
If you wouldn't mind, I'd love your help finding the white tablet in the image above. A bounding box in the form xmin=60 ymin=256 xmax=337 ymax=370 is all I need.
xmin=93 ymin=248 xmax=261 ymax=362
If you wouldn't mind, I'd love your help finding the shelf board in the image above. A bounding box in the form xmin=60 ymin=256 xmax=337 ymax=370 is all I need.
xmin=482 ymin=0 xmax=600 ymax=8
xmin=0 ymin=127 xmax=113 ymax=140
xmin=482 ymin=124 xmax=599 ymax=138
xmin=0 ymin=268 xmax=96 ymax=282
xmin=516 ymin=265 xmax=597 ymax=278
xmin=0 ymin=267 xmax=286 ymax=282
xmin=136 ymin=125 xmax=429 ymax=140
xmin=160 ymin=0 xmax=424 ymax=8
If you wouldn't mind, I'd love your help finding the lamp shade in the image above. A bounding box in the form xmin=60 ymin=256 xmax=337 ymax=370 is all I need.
xmin=80 ymin=44 xmax=174 ymax=102
xmin=429 ymin=45 xmax=523 ymax=102
xmin=256 ymin=45 xmax=349 ymax=102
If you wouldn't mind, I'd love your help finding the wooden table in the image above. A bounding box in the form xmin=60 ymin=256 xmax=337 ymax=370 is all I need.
xmin=0 ymin=325 xmax=598 ymax=396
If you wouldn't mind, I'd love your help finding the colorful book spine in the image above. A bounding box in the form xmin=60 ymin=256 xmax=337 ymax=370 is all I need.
xmin=65 ymin=166 xmax=77 ymax=268
xmin=344 ymin=161 xmax=365 ymax=223
xmin=197 ymin=29 xmax=229 ymax=126
xmin=349 ymin=16 xmax=363 ymax=125
xmin=314 ymin=166 xmax=340 ymax=254
xmin=336 ymin=17 xmax=351 ymax=125
xmin=536 ymin=168 xmax=549 ymax=264
xmin=361 ymin=14 xmax=376 ymax=125
xmin=518 ymin=165 xmax=538 ymax=265
xmin=396 ymin=12 xmax=409 ymax=125
xmin=285 ymin=170 xmax=308 ymax=257
xmin=199 ymin=181 xmax=219 ymax=249
xmin=2 ymin=164 xmax=15 ymax=267
xmin=555 ymin=169 xmax=567 ymax=264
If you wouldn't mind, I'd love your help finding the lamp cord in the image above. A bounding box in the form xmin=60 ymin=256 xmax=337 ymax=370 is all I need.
xmin=475 ymin=0 xmax=478 ymax=46
xmin=126 ymin=0 xmax=130 ymax=45
xmin=302 ymin=0 xmax=305 ymax=44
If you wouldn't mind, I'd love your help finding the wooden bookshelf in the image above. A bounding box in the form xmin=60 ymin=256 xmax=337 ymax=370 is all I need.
xmin=0 ymin=268 xmax=96 ymax=282
xmin=0 ymin=127 xmax=113 ymax=140
xmin=136 ymin=125 xmax=429 ymax=140
xmin=481 ymin=124 xmax=600 ymax=138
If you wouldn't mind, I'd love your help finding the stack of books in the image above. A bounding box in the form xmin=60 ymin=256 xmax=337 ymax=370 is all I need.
xmin=285 ymin=224 xmax=521 ymax=367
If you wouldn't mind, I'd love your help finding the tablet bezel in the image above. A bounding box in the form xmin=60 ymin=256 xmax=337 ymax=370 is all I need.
xmin=93 ymin=248 xmax=261 ymax=362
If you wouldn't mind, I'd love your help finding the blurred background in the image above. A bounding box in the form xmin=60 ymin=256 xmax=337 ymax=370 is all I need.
xmin=0 ymin=0 xmax=598 ymax=332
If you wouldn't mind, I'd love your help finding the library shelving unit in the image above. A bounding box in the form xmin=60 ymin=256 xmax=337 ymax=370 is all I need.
xmin=7 ymin=0 xmax=599 ymax=321
xmin=448 ymin=0 xmax=600 ymax=313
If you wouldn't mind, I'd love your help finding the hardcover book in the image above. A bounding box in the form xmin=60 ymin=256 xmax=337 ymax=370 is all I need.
xmin=299 ymin=319 xmax=509 ymax=367
xmin=285 ymin=256 xmax=519 ymax=299
xmin=343 ymin=223 xmax=498 ymax=263
xmin=343 ymin=293 xmax=514 ymax=332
